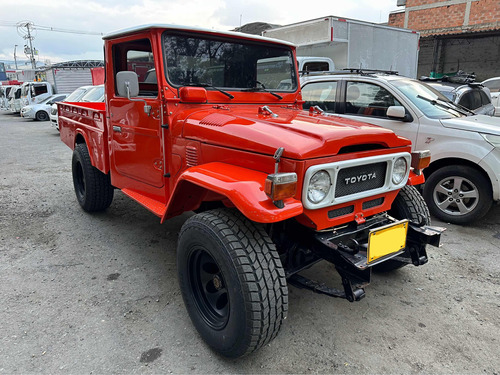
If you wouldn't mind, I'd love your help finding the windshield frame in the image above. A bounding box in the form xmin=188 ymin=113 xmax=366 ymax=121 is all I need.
xmin=391 ymin=78 xmax=464 ymax=119
xmin=161 ymin=30 xmax=298 ymax=93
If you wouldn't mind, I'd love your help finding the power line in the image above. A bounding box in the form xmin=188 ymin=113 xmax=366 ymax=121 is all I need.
xmin=0 ymin=20 xmax=103 ymax=36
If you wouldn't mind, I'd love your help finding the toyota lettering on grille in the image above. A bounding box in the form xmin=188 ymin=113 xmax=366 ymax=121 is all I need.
xmin=344 ymin=172 xmax=377 ymax=185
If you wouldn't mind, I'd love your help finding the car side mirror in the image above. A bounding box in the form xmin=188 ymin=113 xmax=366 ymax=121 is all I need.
xmin=115 ymin=71 xmax=151 ymax=116
xmin=116 ymin=71 xmax=139 ymax=97
xmin=387 ymin=106 xmax=412 ymax=122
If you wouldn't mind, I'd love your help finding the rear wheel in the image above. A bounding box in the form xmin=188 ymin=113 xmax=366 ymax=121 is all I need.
xmin=72 ymin=143 xmax=114 ymax=212
xmin=177 ymin=209 xmax=288 ymax=358
xmin=373 ymin=185 xmax=430 ymax=272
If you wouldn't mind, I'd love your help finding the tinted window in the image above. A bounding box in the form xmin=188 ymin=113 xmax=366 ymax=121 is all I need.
xmin=459 ymin=91 xmax=481 ymax=110
xmin=302 ymin=81 xmax=337 ymax=112
xmin=479 ymin=90 xmax=491 ymax=105
xmin=345 ymin=82 xmax=402 ymax=118
xmin=302 ymin=62 xmax=330 ymax=72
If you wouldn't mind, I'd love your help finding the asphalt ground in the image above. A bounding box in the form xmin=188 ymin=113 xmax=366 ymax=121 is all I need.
xmin=1 ymin=111 xmax=499 ymax=374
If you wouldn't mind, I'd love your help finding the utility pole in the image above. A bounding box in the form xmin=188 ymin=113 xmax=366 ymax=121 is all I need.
xmin=13 ymin=45 xmax=19 ymax=80
xmin=17 ymin=21 xmax=37 ymax=70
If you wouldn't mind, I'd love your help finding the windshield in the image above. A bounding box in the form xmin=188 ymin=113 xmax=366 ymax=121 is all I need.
xmin=392 ymin=79 xmax=463 ymax=119
xmin=81 ymin=86 xmax=104 ymax=102
xmin=163 ymin=32 xmax=297 ymax=92
xmin=65 ymin=88 xmax=87 ymax=102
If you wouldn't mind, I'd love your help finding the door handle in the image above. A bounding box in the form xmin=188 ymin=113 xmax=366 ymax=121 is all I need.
xmin=113 ymin=126 xmax=122 ymax=133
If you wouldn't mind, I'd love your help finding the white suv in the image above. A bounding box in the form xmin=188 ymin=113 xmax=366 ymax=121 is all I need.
xmin=300 ymin=71 xmax=500 ymax=224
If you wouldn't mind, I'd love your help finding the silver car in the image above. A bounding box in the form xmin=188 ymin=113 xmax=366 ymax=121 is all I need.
xmin=425 ymin=81 xmax=495 ymax=116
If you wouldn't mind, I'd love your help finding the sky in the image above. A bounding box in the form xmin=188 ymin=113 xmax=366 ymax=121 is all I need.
xmin=0 ymin=0 xmax=400 ymax=66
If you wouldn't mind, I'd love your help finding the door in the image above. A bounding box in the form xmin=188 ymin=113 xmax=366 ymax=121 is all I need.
xmin=109 ymin=38 xmax=164 ymax=188
xmin=338 ymin=80 xmax=420 ymax=147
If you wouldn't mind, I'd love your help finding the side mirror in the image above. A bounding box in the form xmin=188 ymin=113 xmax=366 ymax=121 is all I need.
xmin=116 ymin=71 xmax=139 ymax=98
xmin=387 ymin=106 xmax=412 ymax=122
xmin=115 ymin=71 xmax=151 ymax=116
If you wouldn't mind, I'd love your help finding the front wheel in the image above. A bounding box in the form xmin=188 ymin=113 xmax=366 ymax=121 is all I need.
xmin=35 ymin=110 xmax=49 ymax=121
xmin=177 ymin=209 xmax=288 ymax=358
xmin=373 ymin=185 xmax=430 ymax=273
xmin=72 ymin=143 xmax=114 ymax=212
xmin=423 ymin=165 xmax=492 ymax=225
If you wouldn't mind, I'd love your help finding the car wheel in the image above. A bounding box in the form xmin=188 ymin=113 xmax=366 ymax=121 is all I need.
xmin=423 ymin=165 xmax=492 ymax=225
xmin=177 ymin=209 xmax=288 ymax=358
xmin=72 ymin=143 xmax=114 ymax=212
xmin=373 ymin=185 xmax=430 ymax=273
xmin=35 ymin=111 xmax=49 ymax=121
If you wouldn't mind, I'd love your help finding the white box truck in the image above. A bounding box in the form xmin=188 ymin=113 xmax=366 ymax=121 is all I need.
xmin=263 ymin=16 xmax=420 ymax=78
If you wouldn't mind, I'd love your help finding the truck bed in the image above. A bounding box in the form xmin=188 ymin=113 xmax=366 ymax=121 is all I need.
xmin=58 ymin=101 xmax=109 ymax=173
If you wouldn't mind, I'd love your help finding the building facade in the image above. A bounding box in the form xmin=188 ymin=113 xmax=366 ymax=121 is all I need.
xmin=389 ymin=0 xmax=500 ymax=80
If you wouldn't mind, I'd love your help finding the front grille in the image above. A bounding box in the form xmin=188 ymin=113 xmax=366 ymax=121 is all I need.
xmin=335 ymin=162 xmax=386 ymax=197
xmin=328 ymin=205 xmax=354 ymax=219
xmin=362 ymin=197 xmax=385 ymax=210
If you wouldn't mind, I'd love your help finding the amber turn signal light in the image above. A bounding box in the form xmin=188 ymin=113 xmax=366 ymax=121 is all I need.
xmin=265 ymin=173 xmax=298 ymax=202
xmin=411 ymin=150 xmax=431 ymax=173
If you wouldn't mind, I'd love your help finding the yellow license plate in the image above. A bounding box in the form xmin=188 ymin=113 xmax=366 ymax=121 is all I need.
xmin=367 ymin=220 xmax=409 ymax=264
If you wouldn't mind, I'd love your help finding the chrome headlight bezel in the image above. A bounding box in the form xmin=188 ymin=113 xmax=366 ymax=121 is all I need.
xmin=302 ymin=152 xmax=411 ymax=210
xmin=307 ymin=170 xmax=331 ymax=204
xmin=392 ymin=157 xmax=408 ymax=185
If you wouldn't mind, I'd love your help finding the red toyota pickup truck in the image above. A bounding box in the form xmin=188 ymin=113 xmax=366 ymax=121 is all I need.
xmin=58 ymin=24 xmax=443 ymax=357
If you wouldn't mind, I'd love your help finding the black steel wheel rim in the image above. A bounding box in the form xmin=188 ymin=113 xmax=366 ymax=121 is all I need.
xmin=75 ymin=161 xmax=86 ymax=199
xmin=188 ymin=248 xmax=230 ymax=330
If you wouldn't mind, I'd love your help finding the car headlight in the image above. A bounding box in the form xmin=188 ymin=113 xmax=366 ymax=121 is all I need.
xmin=392 ymin=157 xmax=408 ymax=185
xmin=481 ymin=133 xmax=500 ymax=148
xmin=307 ymin=170 xmax=331 ymax=204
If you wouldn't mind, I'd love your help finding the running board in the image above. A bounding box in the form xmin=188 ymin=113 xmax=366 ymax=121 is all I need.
xmin=121 ymin=188 xmax=167 ymax=218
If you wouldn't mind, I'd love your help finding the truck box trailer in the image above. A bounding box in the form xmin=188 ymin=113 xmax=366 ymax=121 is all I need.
xmin=263 ymin=16 xmax=420 ymax=78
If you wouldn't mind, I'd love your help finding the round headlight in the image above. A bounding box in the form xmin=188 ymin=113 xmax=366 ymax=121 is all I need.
xmin=392 ymin=157 xmax=408 ymax=184
xmin=307 ymin=170 xmax=331 ymax=204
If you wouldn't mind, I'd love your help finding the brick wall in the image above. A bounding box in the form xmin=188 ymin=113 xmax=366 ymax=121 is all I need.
xmin=388 ymin=11 xmax=405 ymax=28
xmin=388 ymin=0 xmax=500 ymax=35
xmin=417 ymin=34 xmax=500 ymax=80
xmin=408 ymin=4 xmax=467 ymax=30
xmin=469 ymin=0 xmax=500 ymax=26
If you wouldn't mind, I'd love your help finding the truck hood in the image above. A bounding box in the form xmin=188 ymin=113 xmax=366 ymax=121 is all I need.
xmin=440 ymin=115 xmax=500 ymax=136
xmin=182 ymin=107 xmax=410 ymax=159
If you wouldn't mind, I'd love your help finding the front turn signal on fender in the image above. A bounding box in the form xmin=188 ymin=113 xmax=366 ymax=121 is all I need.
xmin=265 ymin=172 xmax=298 ymax=202
xmin=411 ymin=150 xmax=431 ymax=175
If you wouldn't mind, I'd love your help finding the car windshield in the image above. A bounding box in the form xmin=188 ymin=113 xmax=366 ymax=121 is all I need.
xmin=65 ymin=88 xmax=87 ymax=102
xmin=163 ymin=31 xmax=298 ymax=91
xmin=81 ymin=86 xmax=104 ymax=102
xmin=392 ymin=79 xmax=463 ymax=119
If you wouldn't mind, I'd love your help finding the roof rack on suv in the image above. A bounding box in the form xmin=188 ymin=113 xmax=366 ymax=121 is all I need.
xmin=299 ymin=68 xmax=399 ymax=77
xmin=343 ymin=68 xmax=399 ymax=75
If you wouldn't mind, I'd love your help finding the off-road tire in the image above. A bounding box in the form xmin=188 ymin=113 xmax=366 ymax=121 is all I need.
xmin=374 ymin=185 xmax=430 ymax=273
xmin=35 ymin=111 xmax=49 ymax=121
xmin=72 ymin=143 xmax=114 ymax=212
xmin=423 ymin=165 xmax=492 ymax=225
xmin=177 ymin=209 xmax=288 ymax=358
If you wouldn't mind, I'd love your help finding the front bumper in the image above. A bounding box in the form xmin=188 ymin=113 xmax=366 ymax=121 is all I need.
xmin=288 ymin=214 xmax=445 ymax=302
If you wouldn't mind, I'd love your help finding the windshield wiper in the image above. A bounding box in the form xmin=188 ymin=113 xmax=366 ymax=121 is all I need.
xmin=416 ymin=95 xmax=470 ymax=116
xmin=242 ymin=81 xmax=283 ymax=100
xmin=184 ymin=82 xmax=234 ymax=99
